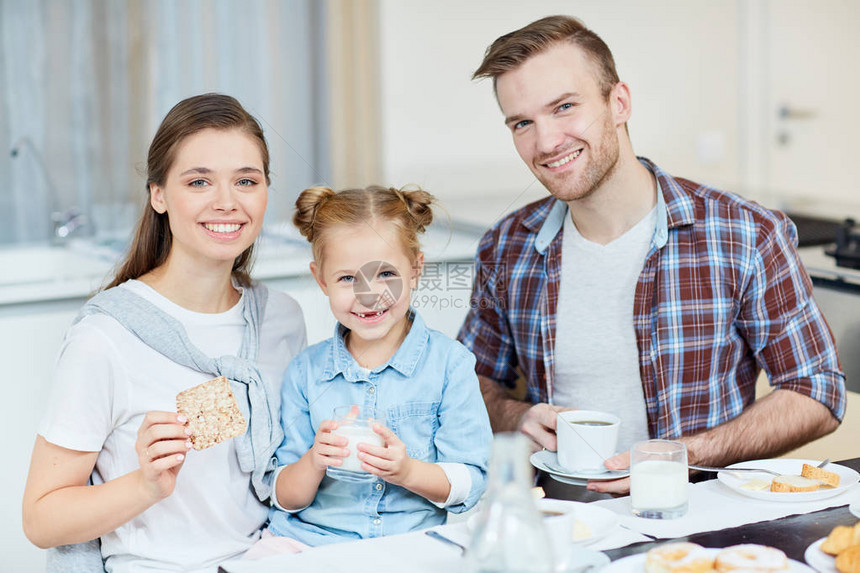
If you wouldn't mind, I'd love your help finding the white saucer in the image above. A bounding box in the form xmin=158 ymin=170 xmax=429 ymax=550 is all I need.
xmin=530 ymin=450 xmax=630 ymax=481
xmin=549 ymin=474 xmax=590 ymax=486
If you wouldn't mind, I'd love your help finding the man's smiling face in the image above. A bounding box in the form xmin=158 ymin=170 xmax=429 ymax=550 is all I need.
xmin=496 ymin=42 xmax=624 ymax=203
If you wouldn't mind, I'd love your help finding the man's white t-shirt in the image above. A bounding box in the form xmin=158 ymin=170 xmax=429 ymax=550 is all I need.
xmin=39 ymin=280 xmax=306 ymax=572
xmin=553 ymin=207 xmax=655 ymax=453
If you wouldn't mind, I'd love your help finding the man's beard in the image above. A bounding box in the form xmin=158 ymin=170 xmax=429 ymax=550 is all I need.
xmin=537 ymin=116 xmax=620 ymax=203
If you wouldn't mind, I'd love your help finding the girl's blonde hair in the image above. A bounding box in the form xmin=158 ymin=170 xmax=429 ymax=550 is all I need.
xmin=293 ymin=185 xmax=435 ymax=263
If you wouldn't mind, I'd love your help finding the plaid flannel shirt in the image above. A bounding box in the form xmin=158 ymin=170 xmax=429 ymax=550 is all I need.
xmin=457 ymin=158 xmax=845 ymax=439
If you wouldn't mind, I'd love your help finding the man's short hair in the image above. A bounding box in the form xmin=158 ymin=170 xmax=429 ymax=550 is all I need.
xmin=473 ymin=15 xmax=620 ymax=99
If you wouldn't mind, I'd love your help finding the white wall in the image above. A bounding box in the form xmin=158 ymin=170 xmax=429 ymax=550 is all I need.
xmin=378 ymin=0 xmax=741 ymax=221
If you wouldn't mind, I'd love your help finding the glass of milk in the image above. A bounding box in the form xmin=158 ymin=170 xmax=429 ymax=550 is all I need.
xmin=630 ymin=439 xmax=689 ymax=519
xmin=326 ymin=404 xmax=385 ymax=483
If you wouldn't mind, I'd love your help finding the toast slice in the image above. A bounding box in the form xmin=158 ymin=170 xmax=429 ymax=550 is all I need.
xmin=801 ymin=463 xmax=841 ymax=489
xmin=769 ymin=474 xmax=820 ymax=493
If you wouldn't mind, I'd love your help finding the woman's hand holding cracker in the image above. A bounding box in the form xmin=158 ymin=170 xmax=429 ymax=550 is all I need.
xmin=135 ymin=411 xmax=192 ymax=501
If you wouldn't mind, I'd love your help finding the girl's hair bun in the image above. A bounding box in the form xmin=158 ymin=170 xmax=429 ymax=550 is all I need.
xmin=394 ymin=186 xmax=435 ymax=232
xmin=293 ymin=186 xmax=336 ymax=241
xmin=292 ymin=183 xmax=442 ymax=264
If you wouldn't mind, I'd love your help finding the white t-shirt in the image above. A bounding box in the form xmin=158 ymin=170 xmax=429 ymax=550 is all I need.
xmin=39 ymin=280 xmax=306 ymax=573
xmin=553 ymin=207 xmax=655 ymax=452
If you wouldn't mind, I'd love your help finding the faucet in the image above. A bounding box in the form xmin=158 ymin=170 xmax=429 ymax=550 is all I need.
xmin=10 ymin=136 xmax=89 ymax=245
xmin=51 ymin=208 xmax=89 ymax=244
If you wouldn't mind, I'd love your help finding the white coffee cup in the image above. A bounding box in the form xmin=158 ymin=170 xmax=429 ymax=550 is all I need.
xmin=556 ymin=410 xmax=620 ymax=473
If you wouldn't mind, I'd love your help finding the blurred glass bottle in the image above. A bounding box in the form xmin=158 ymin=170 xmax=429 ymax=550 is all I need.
xmin=466 ymin=432 xmax=554 ymax=573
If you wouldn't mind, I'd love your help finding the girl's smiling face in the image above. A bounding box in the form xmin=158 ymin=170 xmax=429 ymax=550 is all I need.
xmin=311 ymin=221 xmax=422 ymax=362
xmin=149 ymin=127 xmax=268 ymax=271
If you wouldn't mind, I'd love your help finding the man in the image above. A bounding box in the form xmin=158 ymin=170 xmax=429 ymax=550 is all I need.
xmin=457 ymin=15 xmax=845 ymax=493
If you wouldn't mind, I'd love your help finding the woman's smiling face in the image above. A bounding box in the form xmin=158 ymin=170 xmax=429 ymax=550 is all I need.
xmin=149 ymin=127 xmax=268 ymax=269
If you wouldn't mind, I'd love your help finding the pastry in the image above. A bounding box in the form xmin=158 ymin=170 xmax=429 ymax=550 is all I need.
xmin=715 ymin=544 xmax=789 ymax=573
xmin=645 ymin=542 xmax=715 ymax=573
xmin=835 ymin=545 xmax=860 ymax=573
xmin=821 ymin=523 xmax=860 ymax=556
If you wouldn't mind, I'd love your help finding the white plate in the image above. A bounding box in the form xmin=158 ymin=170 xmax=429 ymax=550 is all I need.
xmin=804 ymin=537 xmax=835 ymax=573
xmin=716 ymin=459 xmax=859 ymax=502
xmin=467 ymin=499 xmax=619 ymax=546
xmin=531 ymin=450 xmax=630 ymax=481
xmin=603 ymin=551 xmax=815 ymax=573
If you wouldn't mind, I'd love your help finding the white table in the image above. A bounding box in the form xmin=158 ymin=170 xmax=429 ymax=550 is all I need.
xmin=218 ymin=475 xmax=859 ymax=573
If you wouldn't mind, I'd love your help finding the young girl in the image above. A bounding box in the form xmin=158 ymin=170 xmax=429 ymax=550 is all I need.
xmin=22 ymin=93 xmax=306 ymax=571
xmin=267 ymin=185 xmax=492 ymax=547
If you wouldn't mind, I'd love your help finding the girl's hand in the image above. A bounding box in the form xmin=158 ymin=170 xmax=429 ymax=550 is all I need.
xmin=309 ymin=419 xmax=349 ymax=471
xmin=357 ymin=424 xmax=414 ymax=486
xmin=135 ymin=411 xmax=192 ymax=502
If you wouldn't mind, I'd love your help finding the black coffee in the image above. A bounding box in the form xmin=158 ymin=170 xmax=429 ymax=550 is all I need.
xmin=572 ymin=420 xmax=611 ymax=426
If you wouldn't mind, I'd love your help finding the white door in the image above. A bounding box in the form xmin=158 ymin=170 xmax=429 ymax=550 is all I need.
xmin=764 ymin=0 xmax=860 ymax=217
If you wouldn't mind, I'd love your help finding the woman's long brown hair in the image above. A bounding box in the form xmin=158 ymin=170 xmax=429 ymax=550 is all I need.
xmin=106 ymin=93 xmax=270 ymax=290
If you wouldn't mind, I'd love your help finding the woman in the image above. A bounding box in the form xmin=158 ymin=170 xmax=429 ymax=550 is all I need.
xmin=22 ymin=93 xmax=306 ymax=572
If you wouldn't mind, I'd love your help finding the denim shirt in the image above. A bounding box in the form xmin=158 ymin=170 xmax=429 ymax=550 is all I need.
xmin=268 ymin=310 xmax=492 ymax=547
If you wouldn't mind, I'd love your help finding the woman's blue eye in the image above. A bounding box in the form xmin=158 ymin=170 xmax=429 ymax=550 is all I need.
xmin=189 ymin=179 xmax=208 ymax=187
xmin=237 ymin=178 xmax=256 ymax=187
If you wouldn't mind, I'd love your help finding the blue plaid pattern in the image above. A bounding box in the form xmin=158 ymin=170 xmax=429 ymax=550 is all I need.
xmin=458 ymin=158 xmax=845 ymax=438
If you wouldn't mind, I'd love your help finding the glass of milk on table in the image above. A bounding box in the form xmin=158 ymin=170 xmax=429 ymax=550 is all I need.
xmin=326 ymin=405 xmax=385 ymax=482
xmin=630 ymin=439 xmax=689 ymax=519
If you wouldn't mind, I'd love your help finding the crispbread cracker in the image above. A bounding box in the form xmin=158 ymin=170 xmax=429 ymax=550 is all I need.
xmin=176 ymin=376 xmax=247 ymax=450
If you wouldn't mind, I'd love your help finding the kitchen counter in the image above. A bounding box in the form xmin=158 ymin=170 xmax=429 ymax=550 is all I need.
xmin=0 ymin=221 xmax=484 ymax=308
xmin=799 ymin=245 xmax=860 ymax=289
xmin=798 ymin=245 xmax=860 ymax=393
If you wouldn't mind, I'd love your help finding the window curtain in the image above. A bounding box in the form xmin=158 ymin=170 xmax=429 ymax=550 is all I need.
xmin=323 ymin=0 xmax=382 ymax=190
xmin=0 ymin=0 xmax=326 ymax=245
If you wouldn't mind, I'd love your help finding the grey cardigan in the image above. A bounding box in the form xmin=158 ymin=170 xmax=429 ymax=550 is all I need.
xmin=47 ymin=283 xmax=281 ymax=571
